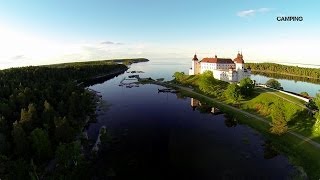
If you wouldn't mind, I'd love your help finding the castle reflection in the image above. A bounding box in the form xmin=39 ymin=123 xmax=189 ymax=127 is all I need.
xmin=190 ymin=98 xmax=221 ymax=115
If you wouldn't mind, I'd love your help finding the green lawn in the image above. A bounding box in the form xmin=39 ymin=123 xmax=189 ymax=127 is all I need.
xmin=241 ymin=88 xmax=320 ymax=142
xmin=273 ymin=91 xmax=306 ymax=105
xmin=256 ymin=87 xmax=306 ymax=106
xmin=241 ymin=92 xmax=303 ymax=120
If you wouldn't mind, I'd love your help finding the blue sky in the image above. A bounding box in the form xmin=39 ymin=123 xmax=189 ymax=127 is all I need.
xmin=0 ymin=0 xmax=319 ymax=68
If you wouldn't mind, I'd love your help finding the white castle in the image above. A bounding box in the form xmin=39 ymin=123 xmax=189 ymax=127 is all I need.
xmin=189 ymin=52 xmax=251 ymax=82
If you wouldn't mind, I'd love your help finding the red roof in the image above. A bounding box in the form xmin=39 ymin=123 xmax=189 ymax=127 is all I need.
xmin=234 ymin=57 xmax=244 ymax=63
xmin=201 ymin=58 xmax=234 ymax=64
xmin=192 ymin=54 xmax=198 ymax=61
xmin=234 ymin=53 xmax=244 ymax=63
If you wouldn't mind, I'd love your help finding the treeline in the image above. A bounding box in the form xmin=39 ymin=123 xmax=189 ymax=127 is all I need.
xmin=0 ymin=62 xmax=128 ymax=179
xmin=247 ymin=63 xmax=320 ymax=79
xmin=251 ymin=71 xmax=320 ymax=84
xmin=46 ymin=58 xmax=149 ymax=68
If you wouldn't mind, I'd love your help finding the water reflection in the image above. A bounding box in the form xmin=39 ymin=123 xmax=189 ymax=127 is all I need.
xmin=189 ymin=98 xmax=281 ymax=160
xmin=262 ymin=140 xmax=279 ymax=159
xmin=190 ymin=98 xmax=222 ymax=115
xmin=224 ymin=114 xmax=238 ymax=128
xmin=190 ymin=98 xmax=200 ymax=111
xmin=86 ymin=63 xmax=299 ymax=179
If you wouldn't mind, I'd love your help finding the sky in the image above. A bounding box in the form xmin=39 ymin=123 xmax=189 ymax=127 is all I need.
xmin=0 ymin=0 xmax=320 ymax=69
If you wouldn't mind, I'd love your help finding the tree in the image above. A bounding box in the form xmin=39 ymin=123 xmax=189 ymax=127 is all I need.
xmin=224 ymin=114 xmax=237 ymax=127
xmin=173 ymin=72 xmax=185 ymax=82
xmin=0 ymin=133 xmax=8 ymax=154
xmin=58 ymin=100 xmax=66 ymax=116
xmin=262 ymin=140 xmax=278 ymax=159
xmin=12 ymin=122 xmax=29 ymax=156
xmin=266 ymin=79 xmax=281 ymax=89
xmin=0 ymin=60 xmax=129 ymax=178
xmin=30 ymin=128 xmax=52 ymax=160
xmin=300 ymin=92 xmax=309 ymax=97
xmin=245 ymin=62 xmax=320 ymax=80
xmin=0 ymin=116 xmax=7 ymax=133
xmin=198 ymin=71 xmax=224 ymax=97
xmin=9 ymin=159 xmax=30 ymax=180
xmin=313 ymin=119 xmax=320 ymax=136
xmin=313 ymin=93 xmax=320 ymax=110
xmin=123 ymin=60 xmax=132 ymax=66
xmin=56 ymin=141 xmax=81 ymax=169
xmin=0 ymin=155 xmax=9 ymax=179
xmin=306 ymin=100 xmax=317 ymax=110
xmin=20 ymin=103 xmax=38 ymax=132
xmin=312 ymin=93 xmax=320 ymax=136
xmin=239 ymin=77 xmax=255 ymax=96
xmin=198 ymin=72 xmax=216 ymax=94
xmin=270 ymin=102 xmax=288 ymax=135
xmin=224 ymin=83 xmax=242 ymax=104
xmin=54 ymin=117 xmax=76 ymax=143
xmin=42 ymin=100 xmax=56 ymax=140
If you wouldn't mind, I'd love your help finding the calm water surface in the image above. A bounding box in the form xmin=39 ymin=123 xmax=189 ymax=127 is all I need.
xmin=133 ymin=59 xmax=320 ymax=96
xmin=251 ymin=74 xmax=320 ymax=97
xmin=86 ymin=59 xmax=301 ymax=178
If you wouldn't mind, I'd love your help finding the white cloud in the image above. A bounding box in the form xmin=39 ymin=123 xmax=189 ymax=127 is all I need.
xmin=237 ymin=8 xmax=272 ymax=17
xmin=258 ymin=8 xmax=271 ymax=13
xmin=100 ymin=41 xmax=124 ymax=45
xmin=237 ymin=9 xmax=255 ymax=17
xmin=0 ymin=23 xmax=154 ymax=68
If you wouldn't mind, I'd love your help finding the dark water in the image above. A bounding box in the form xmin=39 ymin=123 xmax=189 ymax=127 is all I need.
xmin=86 ymin=60 xmax=298 ymax=179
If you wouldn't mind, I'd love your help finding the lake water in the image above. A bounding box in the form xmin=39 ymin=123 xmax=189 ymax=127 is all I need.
xmin=250 ymin=74 xmax=320 ymax=97
xmin=86 ymin=59 xmax=302 ymax=179
xmin=132 ymin=58 xmax=320 ymax=97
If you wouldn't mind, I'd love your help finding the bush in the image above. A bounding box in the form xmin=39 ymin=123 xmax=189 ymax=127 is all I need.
xmin=266 ymin=79 xmax=281 ymax=89
xmin=224 ymin=83 xmax=242 ymax=104
xmin=239 ymin=77 xmax=255 ymax=97
xmin=270 ymin=102 xmax=288 ymax=135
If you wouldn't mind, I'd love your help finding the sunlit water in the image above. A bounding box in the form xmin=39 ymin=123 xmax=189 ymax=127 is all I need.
xmin=131 ymin=58 xmax=320 ymax=96
xmin=251 ymin=74 xmax=320 ymax=97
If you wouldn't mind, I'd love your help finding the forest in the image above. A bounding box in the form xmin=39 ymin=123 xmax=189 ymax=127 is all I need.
xmin=0 ymin=59 xmax=135 ymax=179
xmin=46 ymin=58 xmax=149 ymax=68
xmin=251 ymin=71 xmax=320 ymax=84
xmin=246 ymin=63 xmax=320 ymax=79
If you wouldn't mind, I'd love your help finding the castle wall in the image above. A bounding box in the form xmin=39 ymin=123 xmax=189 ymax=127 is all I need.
xmin=189 ymin=53 xmax=251 ymax=82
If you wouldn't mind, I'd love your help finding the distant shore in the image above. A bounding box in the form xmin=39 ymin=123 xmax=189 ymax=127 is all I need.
xmin=251 ymin=70 xmax=320 ymax=80
xmin=246 ymin=62 xmax=320 ymax=81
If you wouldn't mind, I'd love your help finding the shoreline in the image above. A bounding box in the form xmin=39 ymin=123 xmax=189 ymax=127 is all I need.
xmin=147 ymin=80 xmax=320 ymax=179
xmin=251 ymin=70 xmax=320 ymax=81
xmin=77 ymin=67 xmax=129 ymax=87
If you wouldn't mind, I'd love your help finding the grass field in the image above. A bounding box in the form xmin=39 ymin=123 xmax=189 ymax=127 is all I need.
xmin=240 ymin=88 xmax=319 ymax=144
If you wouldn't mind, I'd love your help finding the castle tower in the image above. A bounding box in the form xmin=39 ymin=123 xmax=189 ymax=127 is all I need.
xmin=233 ymin=52 xmax=245 ymax=81
xmin=189 ymin=53 xmax=199 ymax=75
xmin=234 ymin=51 xmax=245 ymax=70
